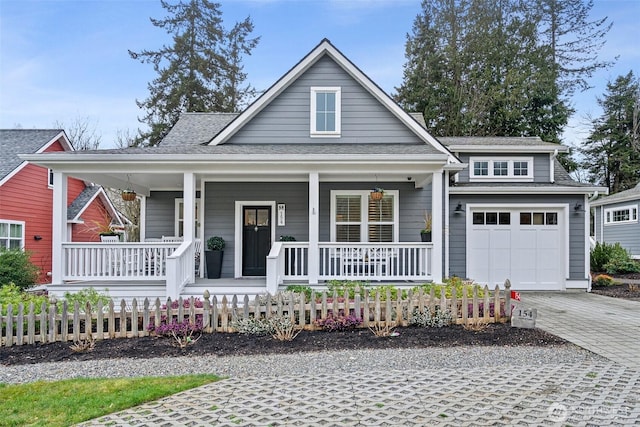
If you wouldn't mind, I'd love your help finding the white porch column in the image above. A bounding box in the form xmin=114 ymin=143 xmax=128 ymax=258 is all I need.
xmin=308 ymin=172 xmax=319 ymax=285
xmin=51 ymin=172 xmax=67 ymax=285
xmin=183 ymin=172 xmax=196 ymax=283
xmin=431 ymin=171 xmax=443 ymax=282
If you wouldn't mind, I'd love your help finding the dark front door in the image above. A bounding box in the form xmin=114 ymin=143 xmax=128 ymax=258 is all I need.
xmin=242 ymin=206 xmax=272 ymax=276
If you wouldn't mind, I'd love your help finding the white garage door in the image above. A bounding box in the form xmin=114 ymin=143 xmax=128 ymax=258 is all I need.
xmin=467 ymin=209 xmax=565 ymax=290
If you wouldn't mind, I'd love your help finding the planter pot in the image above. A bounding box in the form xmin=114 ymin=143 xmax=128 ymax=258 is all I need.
xmin=421 ymin=232 xmax=432 ymax=242
xmin=370 ymin=191 xmax=384 ymax=201
xmin=205 ymin=250 xmax=224 ymax=279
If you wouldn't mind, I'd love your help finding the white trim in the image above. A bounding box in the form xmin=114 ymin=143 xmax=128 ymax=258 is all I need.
xmin=329 ymin=190 xmax=400 ymax=243
xmin=140 ymin=196 xmax=147 ymax=241
xmin=199 ymin=178 xmax=206 ymax=278
xmin=450 ymin=186 xmax=606 ymax=195
xmin=444 ymin=170 xmax=450 ymax=278
xmin=0 ymin=219 xmax=26 ymax=249
xmin=234 ymin=201 xmax=277 ymax=278
xmin=310 ymin=87 xmax=341 ymax=137
xmin=445 ymin=145 xmax=569 ymax=154
xmin=584 ymin=194 xmax=591 ymax=290
xmin=52 ymin=172 xmax=67 ymax=284
xmin=603 ymin=204 xmax=638 ymax=225
xmin=465 ymin=203 xmax=569 ymax=290
xmin=469 ymin=157 xmax=534 ymax=182
xmin=431 ymin=172 xmax=443 ymax=282
xmin=308 ymin=173 xmax=320 ymax=285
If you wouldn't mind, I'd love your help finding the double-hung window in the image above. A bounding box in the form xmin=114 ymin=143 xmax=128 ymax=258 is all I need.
xmin=0 ymin=220 xmax=25 ymax=249
xmin=604 ymin=205 xmax=638 ymax=225
xmin=331 ymin=191 xmax=398 ymax=242
xmin=469 ymin=157 xmax=533 ymax=181
xmin=310 ymin=87 xmax=341 ymax=137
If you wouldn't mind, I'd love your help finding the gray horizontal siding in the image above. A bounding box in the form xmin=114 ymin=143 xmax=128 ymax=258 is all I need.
xmin=229 ymin=56 xmax=423 ymax=145
xmin=448 ymin=194 xmax=586 ymax=280
xmin=455 ymin=153 xmax=551 ymax=183
xmin=597 ymin=201 xmax=640 ymax=257
xmin=145 ymin=191 xmax=183 ymax=239
xmin=204 ymin=182 xmax=309 ymax=278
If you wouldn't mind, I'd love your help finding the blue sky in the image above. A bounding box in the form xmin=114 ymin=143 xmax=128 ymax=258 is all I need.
xmin=0 ymin=0 xmax=638 ymax=150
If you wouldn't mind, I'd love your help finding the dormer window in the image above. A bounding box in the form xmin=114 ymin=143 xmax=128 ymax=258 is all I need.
xmin=470 ymin=157 xmax=533 ymax=181
xmin=310 ymin=87 xmax=341 ymax=137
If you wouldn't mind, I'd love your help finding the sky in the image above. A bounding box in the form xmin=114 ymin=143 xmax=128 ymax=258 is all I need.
xmin=0 ymin=0 xmax=638 ymax=150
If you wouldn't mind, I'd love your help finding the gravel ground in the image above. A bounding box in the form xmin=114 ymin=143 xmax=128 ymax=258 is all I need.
xmin=0 ymin=345 xmax=605 ymax=385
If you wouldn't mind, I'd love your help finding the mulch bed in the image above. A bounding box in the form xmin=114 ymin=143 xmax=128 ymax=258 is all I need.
xmin=590 ymin=273 xmax=640 ymax=301
xmin=0 ymin=323 xmax=567 ymax=366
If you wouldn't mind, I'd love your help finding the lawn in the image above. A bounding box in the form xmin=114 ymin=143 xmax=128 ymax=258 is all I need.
xmin=0 ymin=374 xmax=220 ymax=427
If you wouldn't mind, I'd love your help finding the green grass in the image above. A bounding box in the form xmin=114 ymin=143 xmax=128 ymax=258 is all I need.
xmin=0 ymin=374 xmax=220 ymax=427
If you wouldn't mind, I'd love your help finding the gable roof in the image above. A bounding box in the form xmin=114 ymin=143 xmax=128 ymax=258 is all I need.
xmin=0 ymin=129 xmax=70 ymax=185
xmin=208 ymin=38 xmax=458 ymax=162
xmin=67 ymin=185 xmax=123 ymax=225
xmin=591 ymin=182 xmax=640 ymax=207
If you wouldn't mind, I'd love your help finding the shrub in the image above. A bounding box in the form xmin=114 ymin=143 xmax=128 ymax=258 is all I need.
xmin=268 ymin=315 xmax=301 ymax=341
xmin=370 ymin=285 xmax=408 ymax=301
xmin=0 ymin=248 xmax=40 ymax=290
xmin=326 ymin=280 xmax=368 ymax=298
xmin=603 ymin=258 xmax=640 ymax=275
xmin=232 ymin=316 xmax=273 ymax=335
xmin=592 ymin=274 xmax=615 ymax=287
xmin=410 ymin=306 xmax=453 ymax=328
xmin=0 ymin=283 xmax=48 ymax=315
xmin=285 ymin=285 xmax=313 ymax=301
xmin=590 ymin=242 xmax=637 ymax=273
xmin=413 ymin=278 xmax=484 ymax=299
xmin=315 ymin=311 xmax=362 ymax=331
xmin=149 ymin=319 xmax=203 ymax=348
xmin=62 ymin=288 xmax=112 ymax=313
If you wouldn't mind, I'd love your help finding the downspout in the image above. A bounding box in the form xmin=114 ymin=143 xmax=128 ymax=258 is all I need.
xmin=550 ymin=149 xmax=558 ymax=183
xmin=585 ymin=191 xmax=599 ymax=293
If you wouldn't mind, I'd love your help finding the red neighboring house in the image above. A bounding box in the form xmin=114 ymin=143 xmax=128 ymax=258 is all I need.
xmin=0 ymin=129 xmax=121 ymax=284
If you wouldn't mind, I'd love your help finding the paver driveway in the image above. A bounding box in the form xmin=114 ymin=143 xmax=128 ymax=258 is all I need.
xmin=524 ymin=291 xmax=640 ymax=369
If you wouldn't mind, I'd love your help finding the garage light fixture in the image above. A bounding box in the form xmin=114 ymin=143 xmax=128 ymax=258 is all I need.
xmin=574 ymin=203 xmax=584 ymax=212
xmin=454 ymin=202 xmax=464 ymax=214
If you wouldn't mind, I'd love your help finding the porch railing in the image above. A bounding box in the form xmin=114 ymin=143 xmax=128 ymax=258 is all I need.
xmin=166 ymin=241 xmax=195 ymax=299
xmin=267 ymin=242 xmax=433 ymax=290
xmin=62 ymin=242 xmax=182 ymax=281
xmin=318 ymin=243 xmax=433 ymax=281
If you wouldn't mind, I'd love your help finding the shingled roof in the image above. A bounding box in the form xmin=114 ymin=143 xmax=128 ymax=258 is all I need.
xmin=161 ymin=113 xmax=239 ymax=146
xmin=0 ymin=129 xmax=63 ymax=182
xmin=67 ymin=185 xmax=101 ymax=221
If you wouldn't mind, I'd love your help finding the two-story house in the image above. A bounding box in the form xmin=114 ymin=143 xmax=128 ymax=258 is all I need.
xmin=1 ymin=129 xmax=121 ymax=283
xmin=23 ymin=39 xmax=605 ymax=299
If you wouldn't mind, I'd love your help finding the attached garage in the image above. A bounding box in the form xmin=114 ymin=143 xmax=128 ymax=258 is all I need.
xmin=466 ymin=205 xmax=568 ymax=290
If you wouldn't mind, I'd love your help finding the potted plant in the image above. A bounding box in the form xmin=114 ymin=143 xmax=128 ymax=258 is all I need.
xmin=205 ymin=236 xmax=225 ymax=279
xmin=370 ymin=187 xmax=384 ymax=201
xmin=121 ymin=189 xmax=137 ymax=201
xmin=421 ymin=211 xmax=432 ymax=242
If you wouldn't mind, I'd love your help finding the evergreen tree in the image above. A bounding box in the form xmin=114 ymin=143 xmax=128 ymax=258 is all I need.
xmin=395 ymin=0 xmax=611 ymax=148
xmin=129 ymin=0 xmax=259 ymax=146
xmin=582 ymin=71 xmax=640 ymax=193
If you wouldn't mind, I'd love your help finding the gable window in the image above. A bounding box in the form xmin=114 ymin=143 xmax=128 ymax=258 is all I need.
xmin=175 ymin=199 xmax=202 ymax=238
xmin=0 ymin=220 xmax=25 ymax=249
xmin=469 ymin=157 xmax=533 ymax=181
xmin=604 ymin=205 xmax=638 ymax=225
xmin=310 ymin=87 xmax=341 ymax=137
xmin=331 ymin=190 xmax=398 ymax=242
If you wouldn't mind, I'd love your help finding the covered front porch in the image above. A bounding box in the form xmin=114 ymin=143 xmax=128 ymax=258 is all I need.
xmin=36 ymin=145 xmax=458 ymax=300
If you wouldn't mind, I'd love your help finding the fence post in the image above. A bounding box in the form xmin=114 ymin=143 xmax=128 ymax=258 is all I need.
xmin=504 ymin=279 xmax=512 ymax=319
xmin=48 ymin=296 xmax=57 ymax=344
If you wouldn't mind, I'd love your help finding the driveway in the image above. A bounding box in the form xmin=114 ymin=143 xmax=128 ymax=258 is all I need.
xmin=524 ymin=291 xmax=640 ymax=369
